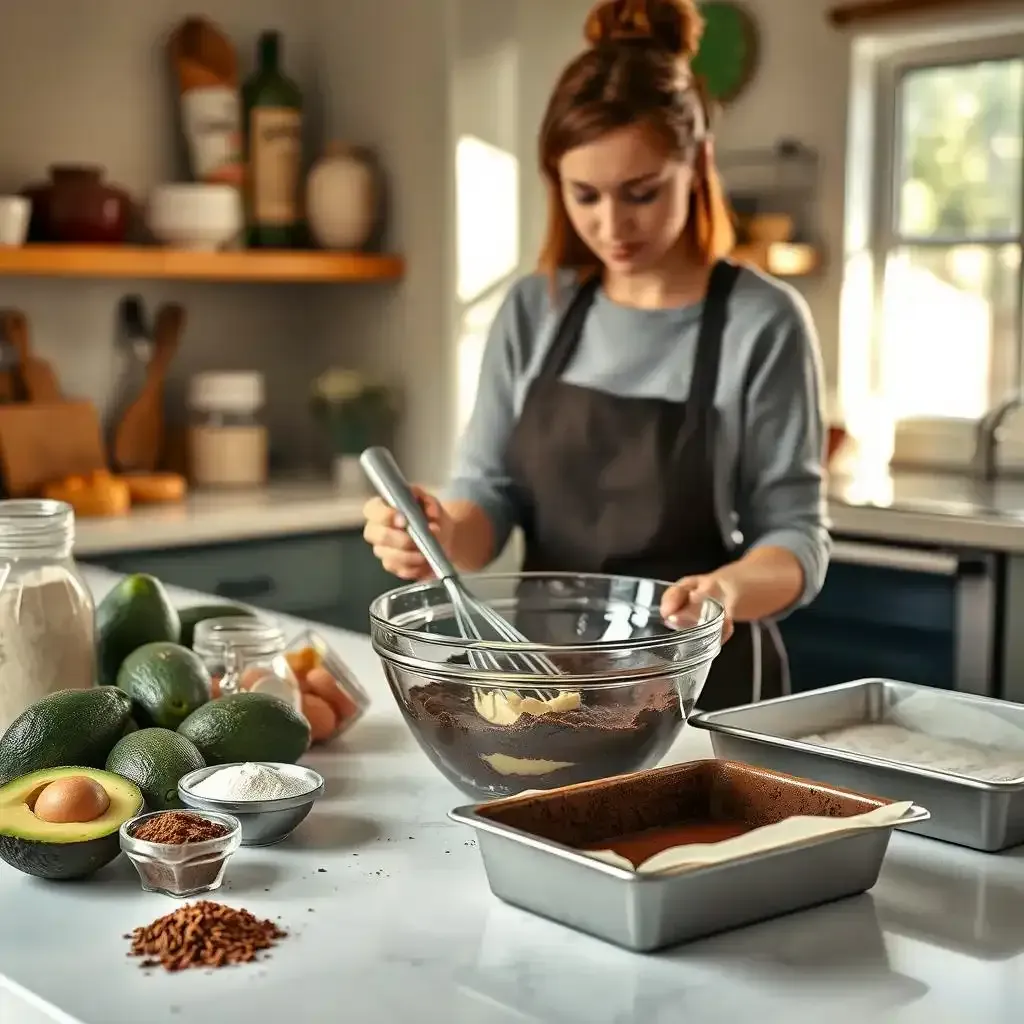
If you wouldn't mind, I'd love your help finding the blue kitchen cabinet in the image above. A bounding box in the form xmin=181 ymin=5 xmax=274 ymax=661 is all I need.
xmin=83 ymin=530 xmax=399 ymax=635
xmin=777 ymin=539 xmax=1000 ymax=695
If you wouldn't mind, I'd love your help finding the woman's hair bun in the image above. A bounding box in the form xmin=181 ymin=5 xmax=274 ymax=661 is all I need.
xmin=583 ymin=0 xmax=703 ymax=59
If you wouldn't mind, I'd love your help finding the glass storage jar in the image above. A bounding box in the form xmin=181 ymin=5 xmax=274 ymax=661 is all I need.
xmin=192 ymin=617 xmax=302 ymax=713
xmin=0 ymin=499 xmax=96 ymax=733
xmin=187 ymin=371 xmax=268 ymax=487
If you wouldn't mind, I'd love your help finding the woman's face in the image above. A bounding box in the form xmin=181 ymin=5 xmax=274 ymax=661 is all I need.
xmin=559 ymin=123 xmax=696 ymax=274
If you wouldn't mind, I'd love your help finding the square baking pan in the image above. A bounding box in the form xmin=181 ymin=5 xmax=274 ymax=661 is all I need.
xmin=688 ymin=678 xmax=1024 ymax=852
xmin=449 ymin=758 xmax=927 ymax=952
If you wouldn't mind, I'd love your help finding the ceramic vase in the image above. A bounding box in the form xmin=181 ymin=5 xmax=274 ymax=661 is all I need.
xmin=305 ymin=142 xmax=378 ymax=250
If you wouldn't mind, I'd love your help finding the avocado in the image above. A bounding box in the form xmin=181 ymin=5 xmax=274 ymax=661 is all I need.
xmin=96 ymin=574 xmax=181 ymax=686
xmin=0 ymin=766 xmax=143 ymax=880
xmin=0 ymin=687 xmax=134 ymax=787
xmin=178 ymin=603 xmax=257 ymax=649
xmin=116 ymin=642 xmax=211 ymax=729
xmin=178 ymin=691 xmax=311 ymax=766
xmin=106 ymin=727 xmax=205 ymax=810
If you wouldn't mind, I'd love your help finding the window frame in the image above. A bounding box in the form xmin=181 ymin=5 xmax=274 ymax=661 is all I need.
xmin=842 ymin=17 xmax=1024 ymax=469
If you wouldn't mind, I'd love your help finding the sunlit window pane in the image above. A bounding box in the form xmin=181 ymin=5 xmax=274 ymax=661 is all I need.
xmin=879 ymin=244 xmax=1020 ymax=420
xmin=456 ymin=134 xmax=519 ymax=304
xmin=896 ymin=59 xmax=1023 ymax=238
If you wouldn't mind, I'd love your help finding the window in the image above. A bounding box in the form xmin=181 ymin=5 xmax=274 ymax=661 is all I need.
xmin=842 ymin=20 xmax=1024 ymax=465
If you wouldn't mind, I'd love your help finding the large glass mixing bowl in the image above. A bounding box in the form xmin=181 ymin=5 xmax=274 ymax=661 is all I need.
xmin=369 ymin=571 xmax=725 ymax=799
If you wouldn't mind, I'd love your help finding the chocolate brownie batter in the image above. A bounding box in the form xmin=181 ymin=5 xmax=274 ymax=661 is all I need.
xmin=403 ymin=680 xmax=689 ymax=798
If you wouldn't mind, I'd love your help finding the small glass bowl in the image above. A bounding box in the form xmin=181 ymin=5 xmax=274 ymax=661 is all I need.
xmin=178 ymin=763 xmax=325 ymax=847
xmin=119 ymin=809 xmax=241 ymax=898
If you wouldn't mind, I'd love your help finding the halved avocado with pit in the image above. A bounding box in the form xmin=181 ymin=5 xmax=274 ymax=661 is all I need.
xmin=0 ymin=766 xmax=144 ymax=880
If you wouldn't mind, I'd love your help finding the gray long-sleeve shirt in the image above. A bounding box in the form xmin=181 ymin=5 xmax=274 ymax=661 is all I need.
xmin=443 ymin=265 xmax=832 ymax=614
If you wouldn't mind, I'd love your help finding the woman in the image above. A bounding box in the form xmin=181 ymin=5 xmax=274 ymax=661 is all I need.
xmin=363 ymin=0 xmax=830 ymax=710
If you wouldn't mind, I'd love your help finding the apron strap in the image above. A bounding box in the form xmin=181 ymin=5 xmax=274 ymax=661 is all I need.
xmin=684 ymin=259 xmax=742 ymax=431
xmin=537 ymin=276 xmax=602 ymax=381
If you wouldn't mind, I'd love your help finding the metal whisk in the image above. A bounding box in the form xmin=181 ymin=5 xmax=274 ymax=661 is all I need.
xmin=360 ymin=447 xmax=562 ymax=695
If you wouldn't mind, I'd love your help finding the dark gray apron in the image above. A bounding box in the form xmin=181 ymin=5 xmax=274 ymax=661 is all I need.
xmin=505 ymin=261 xmax=784 ymax=710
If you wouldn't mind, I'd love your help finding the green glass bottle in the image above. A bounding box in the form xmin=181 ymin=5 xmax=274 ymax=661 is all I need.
xmin=242 ymin=30 xmax=303 ymax=248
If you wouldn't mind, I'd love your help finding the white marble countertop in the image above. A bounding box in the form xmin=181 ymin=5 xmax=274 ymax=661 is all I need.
xmin=2 ymin=568 xmax=1024 ymax=1023
xmin=829 ymin=466 xmax=1024 ymax=553
xmin=69 ymin=469 xmax=1024 ymax=560
xmin=72 ymin=480 xmax=372 ymax=556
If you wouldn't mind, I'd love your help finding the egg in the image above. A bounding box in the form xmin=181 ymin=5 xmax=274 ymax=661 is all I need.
xmin=248 ymin=672 xmax=304 ymax=715
xmin=305 ymin=666 xmax=356 ymax=722
xmin=286 ymin=646 xmax=320 ymax=680
xmin=240 ymin=665 xmax=274 ymax=690
xmin=32 ymin=776 xmax=110 ymax=823
xmin=301 ymin=692 xmax=338 ymax=743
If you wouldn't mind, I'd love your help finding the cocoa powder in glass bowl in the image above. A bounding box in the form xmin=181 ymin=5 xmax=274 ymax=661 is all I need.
xmin=120 ymin=810 xmax=241 ymax=898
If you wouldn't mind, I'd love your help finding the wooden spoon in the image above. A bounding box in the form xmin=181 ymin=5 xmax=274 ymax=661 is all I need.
xmin=2 ymin=309 xmax=62 ymax=402
xmin=0 ymin=316 xmax=19 ymax=403
xmin=112 ymin=303 xmax=185 ymax=472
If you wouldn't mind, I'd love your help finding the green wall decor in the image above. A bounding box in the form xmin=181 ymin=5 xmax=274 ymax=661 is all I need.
xmin=691 ymin=2 xmax=759 ymax=105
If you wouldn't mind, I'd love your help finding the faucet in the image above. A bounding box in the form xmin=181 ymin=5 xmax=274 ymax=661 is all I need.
xmin=973 ymin=392 xmax=1024 ymax=480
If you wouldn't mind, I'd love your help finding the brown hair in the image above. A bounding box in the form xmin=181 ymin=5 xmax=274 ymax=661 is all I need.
xmin=537 ymin=0 xmax=735 ymax=282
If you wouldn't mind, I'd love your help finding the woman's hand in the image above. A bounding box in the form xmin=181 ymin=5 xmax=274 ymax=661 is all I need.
xmin=362 ymin=487 xmax=454 ymax=580
xmin=660 ymin=573 xmax=738 ymax=642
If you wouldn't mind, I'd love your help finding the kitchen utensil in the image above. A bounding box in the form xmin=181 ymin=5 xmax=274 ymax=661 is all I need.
xmin=113 ymin=302 xmax=185 ymax=473
xmin=0 ymin=196 xmax=30 ymax=245
xmin=359 ymin=446 xmax=561 ymax=688
xmin=0 ymin=334 xmax=19 ymax=403
xmin=1 ymin=309 xmax=62 ymax=401
xmin=148 ymin=182 xmax=244 ymax=250
xmin=177 ymin=763 xmax=325 ymax=847
xmin=0 ymin=400 xmax=106 ymax=496
xmin=449 ymin=759 xmax=928 ymax=952
xmin=107 ymin=295 xmax=153 ymax=457
xmin=689 ymin=678 xmax=1024 ymax=852
xmin=369 ymin=570 xmax=725 ymax=799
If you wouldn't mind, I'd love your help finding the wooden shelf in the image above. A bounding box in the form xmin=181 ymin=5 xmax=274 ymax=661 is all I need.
xmin=0 ymin=244 xmax=405 ymax=283
xmin=828 ymin=0 xmax=972 ymax=27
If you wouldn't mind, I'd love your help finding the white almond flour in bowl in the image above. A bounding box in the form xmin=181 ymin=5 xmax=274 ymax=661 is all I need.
xmin=190 ymin=762 xmax=316 ymax=801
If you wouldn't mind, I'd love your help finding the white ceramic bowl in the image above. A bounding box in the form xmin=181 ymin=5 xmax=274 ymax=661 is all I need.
xmin=148 ymin=183 xmax=243 ymax=251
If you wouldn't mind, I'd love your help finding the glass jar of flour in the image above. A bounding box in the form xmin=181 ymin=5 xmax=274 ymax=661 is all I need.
xmin=192 ymin=617 xmax=302 ymax=714
xmin=0 ymin=500 xmax=96 ymax=733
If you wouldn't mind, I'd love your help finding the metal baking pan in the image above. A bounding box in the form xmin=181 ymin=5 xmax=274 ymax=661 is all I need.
xmin=689 ymin=678 xmax=1024 ymax=852
xmin=449 ymin=758 xmax=926 ymax=952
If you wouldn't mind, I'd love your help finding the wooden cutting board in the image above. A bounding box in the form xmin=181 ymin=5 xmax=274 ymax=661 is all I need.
xmin=0 ymin=400 xmax=106 ymax=497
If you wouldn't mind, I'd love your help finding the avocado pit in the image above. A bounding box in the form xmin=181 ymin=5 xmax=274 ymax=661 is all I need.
xmin=32 ymin=775 xmax=111 ymax=823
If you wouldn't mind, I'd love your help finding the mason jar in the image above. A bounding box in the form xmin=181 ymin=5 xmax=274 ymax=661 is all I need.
xmin=0 ymin=499 xmax=96 ymax=733
xmin=192 ymin=617 xmax=302 ymax=713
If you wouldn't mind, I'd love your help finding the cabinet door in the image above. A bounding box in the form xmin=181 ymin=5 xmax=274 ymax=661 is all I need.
xmin=85 ymin=530 xmax=400 ymax=634
xmin=328 ymin=532 xmax=401 ymax=634
xmin=779 ymin=558 xmax=959 ymax=692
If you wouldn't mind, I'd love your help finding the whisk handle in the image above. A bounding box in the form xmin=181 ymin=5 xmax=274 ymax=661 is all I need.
xmin=360 ymin=446 xmax=458 ymax=581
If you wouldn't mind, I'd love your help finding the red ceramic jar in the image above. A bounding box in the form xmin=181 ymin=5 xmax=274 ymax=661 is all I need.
xmin=22 ymin=165 xmax=131 ymax=243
